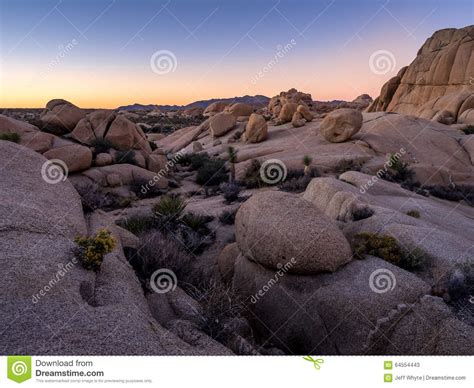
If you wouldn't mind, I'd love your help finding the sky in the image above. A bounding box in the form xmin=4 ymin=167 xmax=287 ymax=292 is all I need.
xmin=0 ymin=0 xmax=472 ymax=108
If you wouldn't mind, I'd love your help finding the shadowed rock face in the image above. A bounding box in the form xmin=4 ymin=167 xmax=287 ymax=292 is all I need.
xmin=0 ymin=142 xmax=228 ymax=355
xmin=368 ymin=26 xmax=474 ymax=124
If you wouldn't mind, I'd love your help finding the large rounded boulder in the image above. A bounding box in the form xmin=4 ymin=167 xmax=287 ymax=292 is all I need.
xmin=209 ymin=112 xmax=236 ymax=137
xmin=235 ymin=191 xmax=352 ymax=274
xmin=244 ymin=113 xmax=268 ymax=143
xmin=40 ymin=99 xmax=85 ymax=133
xmin=320 ymin=108 xmax=362 ymax=143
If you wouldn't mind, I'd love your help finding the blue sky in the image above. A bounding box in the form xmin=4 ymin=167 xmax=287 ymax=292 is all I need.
xmin=1 ymin=0 xmax=472 ymax=107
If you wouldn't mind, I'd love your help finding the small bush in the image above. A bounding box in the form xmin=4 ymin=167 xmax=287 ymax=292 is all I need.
xmin=186 ymin=280 xmax=245 ymax=343
xmin=353 ymin=232 xmax=426 ymax=270
xmin=0 ymin=132 xmax=21 ymax=143
xmin=219 ymin=208 xmax=237 ymax=225
xmin=461 ymin=125 xmax=474 ymax=135
xmin=353 ymin=233 xmax=402 ymax=265
xmin=334 ymin=159 xmax=363 ymax=174
xmin=196 ymin=158 xmax=228 ymax=186
xmin=178 ymin=152 xmax=210 ymax=170
xmin=117 ymin=215 xmax=156 ymax=235
xmin=131 ymin=231 xmax=192 ymax=289
xmin=382 ymin=154 xmax=415 ymax=184
xmin=242 ymin=159 xmax=265 ymax=188
xmin=400 ymin=248 xmax=426 ymax=270
xmin=220 ymin=182 xmax=241 ymax=203
xmin=152 ymin=196 xmax=186 ymax=225
xmin=406 ymin=210 xmax=420 ymax=218
xmin=425 ymin=185 xmax=474 ymax=207
xmin=115 ymin=150 xmax=137 ymax=165
xmin=91 ymin=138 xmax=114 ymax=154
xmin=181 ymin=212 xmax=211 ymax=232
xmin=448 ymin=262 xmax=474 ymax=300
xmin=74 ymin=229 xmax=116 ymax=271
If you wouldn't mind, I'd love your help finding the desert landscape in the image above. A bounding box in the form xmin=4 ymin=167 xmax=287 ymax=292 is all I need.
xmin=0 ymin=5 xmax=473 ymax=356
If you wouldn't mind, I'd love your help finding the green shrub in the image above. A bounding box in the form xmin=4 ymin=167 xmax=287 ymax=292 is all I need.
xmin=196 ymin=158 xmax=228 ymax=186
xmin=181 ymin=212 xmax=211 ymax=232
xmin=425 ymin=185 xmax=474 ymax=207
xmin=91 ymin=138 xmax=114 ymax=154
xmin=353 ymin=232 xmax=426 ymax=270
xmin=152 ymin=196 xmax=186 ymax=224
xmin=242 ymin=159 xmax=265 ymax=188
xmin=220 ymin=182 xmax=241 ymax=203
xmin=117 ymin=215 xmax=156 ymax=235
xmin=400 ymin=248 xmax=426 ymax=270
xmin=353 ymin=233 xmax=402 ymax=265
xmin=74 ymin=228 xmax=116 ymax=271
xmin=406 ymin=210 xmax=420 ymax=218
xmin=461 ymin=125 xmax=474 ymax=135
xmin=0 ymin=132 xmax=21 ymax=143
xmin=115 ymin=150 xmax=137 ymax=165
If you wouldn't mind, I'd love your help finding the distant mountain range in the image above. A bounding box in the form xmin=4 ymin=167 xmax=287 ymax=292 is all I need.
xmin=117 ymin=95 xmax=270 ymax=112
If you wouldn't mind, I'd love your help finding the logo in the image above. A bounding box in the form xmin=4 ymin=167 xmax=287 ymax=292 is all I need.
xmin=150 ymin=268 xmax=177 ymax=294
xmin=8 ymin=356 xmax=32 ymax=383
xmin=259 ymin=159 xmax=287 ymax=185
xmin=150 ymin=50 xmax=178 ymax=75
xmin=369 ymin=50 xmax=396 ymax=75
xmin=41 ymin=159 xmax=68 ymax=184
xmin=303 ymin=355 xmax=324 ymax=370
xmin=369 ymin=268 xmax=396 ymax=294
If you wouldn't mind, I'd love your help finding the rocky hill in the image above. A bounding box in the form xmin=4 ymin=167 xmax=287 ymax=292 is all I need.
xmin=368 ymin=25 xmax=474 ymax=125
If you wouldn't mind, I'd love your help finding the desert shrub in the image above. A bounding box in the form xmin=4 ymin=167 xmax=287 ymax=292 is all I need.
xmin=196 ymin=158 xmax=228 ymax=186
xmin=74 ymin=228 xmax=116 ymax=271
xmin=219 ymin=208 xmax=237 ymax=225
xmin=353 ymin=233 xmax=402 ymax=265
xmin=130 ymin=230 xmax=192 ymax=289
xmin=353 ymin=232 xmax=426 ymax=270
xmin=406 ymin=210 xmax=420 ymax=218
xmin=117 ymin=215 xmax=156 ymax=235
xmin=152 ymin=195 xmax=186 ymax=226
xmin=278 ymin=168 xmax=319 ymax=193
xmin=242 ymin=159 xmax=265 ymax=188
xmin=382 ymin=154 xmax=415 ymax=184
xmin=0 ymin=132 xmax=21 ymax=143
xmin=461 ymin=125 xmax=474 ymax=135
xmin=186 ymin=280 xmax=245 ymax=342
xmin=425 ymin=185 xmax=474 ymax=207
xmin=334 ymin=159 xmax=363 ymax=174
xmin=400 ymin=248 xmax=426 ymax=270
xmin=129 ymin=178 xmax=162 ymax=199
xmin=91 ymin=138 xmax=114 ymax=154
xmin=181 ymin=212 xmax=212 ymax=232
xmin=75 ymin=183 xmax=121 ymax=213
xmin=220 ymin=182 xmax=242 ymax=203
xmin=180 ymin=227 xmax=215 ymax=255
xmin=115 ymin=150 xmax=137 ymax=165
xmin=178 ymin=152 xmax=210 ymax=170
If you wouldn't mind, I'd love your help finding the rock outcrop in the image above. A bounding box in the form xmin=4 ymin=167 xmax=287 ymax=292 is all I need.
xmin=320 ymin=108 xmax=363 ymax=142
xmin=368 ymin=26 xmax=474 ymax=124
xmin=40 ymin=99 xmax=86 ymax=133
